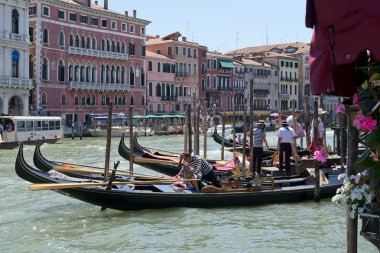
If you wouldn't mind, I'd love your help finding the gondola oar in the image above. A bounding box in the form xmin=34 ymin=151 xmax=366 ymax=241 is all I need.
xmin=101 ymin=161 xmax=119 ymax=211
xmin=29 ymin=178 xmax=200 ymax=191
xmin=133 ymin=157 xmax=179 ymax=164
xmin=52 ymin=166 xmax=165 ymax=179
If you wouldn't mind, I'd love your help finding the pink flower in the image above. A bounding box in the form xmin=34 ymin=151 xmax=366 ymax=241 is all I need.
xmin=314 ymin=146 xmax=327 ymax=163
xmin=361 ymin=116 xmax=378 ymax=131
xmin=353 ymin=115 xmax=364 ymax=130
xmin=353 ymin=93 xmax=361 ymax=104
xmin=335 ymin=104 xmax=344 ymax=114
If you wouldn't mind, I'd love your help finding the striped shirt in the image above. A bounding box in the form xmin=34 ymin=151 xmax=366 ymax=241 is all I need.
xmin=252 ymin=127 xmax=266 ymax=148
xmin=182 ymin=155 xmax=212 ymax=178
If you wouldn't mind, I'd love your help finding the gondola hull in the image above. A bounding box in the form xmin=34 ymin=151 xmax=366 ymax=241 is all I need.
xmin=16 ymin=144 xmax=343 ymax=211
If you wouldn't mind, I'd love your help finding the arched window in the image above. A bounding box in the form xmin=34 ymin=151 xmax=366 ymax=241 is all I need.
xmin=81 ymin=95 xmax=85 ymax=105
xmin=80 ymin=66 xmax=85 ymax=82
xmin=11 ymin=9 xmax=19 ymax=34
xmin=111 ymin=40 xmax=115 ymax=52
xmin=122 ymin=95 xmax=126 ymax=105
xmin=148 ymin=82 xmax=153 ymax=96
xmin=92 ymin=67 xmax=96 ymax=83
xmin=156 ymin=83 xmax=161 ymax=97
xmin=101 ymin=39 xmax=105 ymax=51
xmin=213 ymin=76 xmax=217 ymax=89
xmin=121 ymin=67 xmax=125 ymax=83
xmin=69 ymin=34 xmax=74 ymax=47
xmin=130 ymin=95 xmax=134 ymax=105
xmin=106 ymin=40 xmax=110 ymax=51
xmin=43 ymin=28 xmax=49 ymax=43
xmin=86 ymin=66 xmax=91 ymax=82
xmin=59 ymin=31 xmax=65 ymax=46
xmin=106 ymin=65 xmax=110 ymax=83
xmin=41 ymin=92 xmax=47 ymax=105
xmin=206 ymin=76 xmax=210 ymax=88
xmin=130 ymin=67 xmax=135 ymax=85
xmin=114 ymin=96 xmax=118 ymax=105
xmin=157 ymin=62 xmax=161 ymax=72
xmin=92 ymin=37 xmax=96 ymax=50
xmin=57 ymin=59 xmax=65 ymax=82
xmin=116 ymin=41 xmax=120 ymax=52
xmin=75 ymin=35 xmax=80 ymax=47
xmin=91 ymin=94 xmax=96 ymax=105
xmin=141 ymin=95 xmax=145 ymax=106
xmin=148 ymin=61 xmax=152 ymax=71
xmin=11 ymin=50 xmax=20 ymax=78
xmin=68 ymin=65 xmax=73 ymax=81
xmin=121 ymin=42 xmax=125 ymax=53
xmin=86 ymin=37 xmax=91 ymax=49
xmin=42 ymin=58 xmax=49 ymax=80
xmin=116 ymin=67 xmax=120 ymax=84
xmin=74 ymin=94 xmax=79 ymax=105
xmin=101 ymin=94 xmax=106 ymax=105
xmin=61 ymin=93 xmax=67 ymax=106
xmin=129 ymin=42 xmax=135 ymax=55
xmin=111 ymin=66 xmax=115 ymax=83
xmin=86 ymin=94 xmax=91 ymax=105
xmin=100 ymin=65 xmax=105 ymax=83
xmin=81 ymin=36 xmax=86 ymax=48
xmin=141 ymin=68 xmax=145 ymax=86
xmin=118 ymin=95 xmax=122 ymax=105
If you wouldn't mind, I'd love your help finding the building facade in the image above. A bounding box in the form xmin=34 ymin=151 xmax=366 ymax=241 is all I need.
xmin=29 ymin=0 xmax=150 ymax=126
xmin=0 ymin=0 xmax=32 ymax=116
xmin=145 ymin=50 xmax=176 ymax=114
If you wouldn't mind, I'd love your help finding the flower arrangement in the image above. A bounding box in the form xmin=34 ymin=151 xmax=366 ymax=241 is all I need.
xmin=333 ymin=173 xmax=372 ymax=218
xmin=314 ymin=146 xmax=327 ymax=163
xmin=333 ymin=56 xmax=380 ymax=217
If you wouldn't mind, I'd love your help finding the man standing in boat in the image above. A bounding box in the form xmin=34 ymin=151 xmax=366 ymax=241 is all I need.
xmin=248 ymin=121 xmax=270 ymax=175
xmin=277 ymin=121 xmax=297 ymax=176
xmin=178 ymin=153 xmax=221 ymax=188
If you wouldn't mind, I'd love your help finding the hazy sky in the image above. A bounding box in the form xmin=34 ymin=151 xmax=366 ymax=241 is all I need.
xmin=100 ymin=0 xmax=312 ymax=53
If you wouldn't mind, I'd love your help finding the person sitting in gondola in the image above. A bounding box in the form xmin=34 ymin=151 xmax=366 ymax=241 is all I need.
xmin=173 ymin=164 xmax=198 ymax=191
xmin=178 ymin=153 xmax=222 ymax=189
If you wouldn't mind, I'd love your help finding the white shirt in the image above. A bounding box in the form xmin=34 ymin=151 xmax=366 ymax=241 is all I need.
xmin=277 ymin=126 xmax=296 ymax=143
xmin=310 ymin=117 xmax=324 ymax=138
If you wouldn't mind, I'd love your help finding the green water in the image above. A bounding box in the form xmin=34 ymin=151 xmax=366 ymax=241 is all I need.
xmin=0 ymin=132 xmax=375 ymax=253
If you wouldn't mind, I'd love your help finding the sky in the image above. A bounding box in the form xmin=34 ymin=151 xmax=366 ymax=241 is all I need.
xmin=100 ymin=0 xmax=312 ymax=53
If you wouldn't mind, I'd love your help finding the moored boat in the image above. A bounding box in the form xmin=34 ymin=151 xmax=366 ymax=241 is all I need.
xmin=16 ymin=143 xmax=343 ymax=211
xmin=0 ymin=116 xmax=63 ymax=149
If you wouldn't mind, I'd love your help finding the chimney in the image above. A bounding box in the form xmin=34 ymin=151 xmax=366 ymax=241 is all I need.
xmin=133 ymin=10 xmax=137 ymax=18
xmin=182 ymin=36 xmax=187 ymax=42
xmin=104 ymin=0 xmax=108 ymax=10
xmin=125 ymin=11 xmax=128 ymax=16
xmin=86 ymin=0 xmax=91 ymax=7
xmin=156 ymin=35 xmax=160 ymax=38
xmin=94 ymin=0 xmax=98 ymax=5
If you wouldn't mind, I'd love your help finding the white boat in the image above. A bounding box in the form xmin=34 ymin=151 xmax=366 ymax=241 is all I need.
xmin=87 ymin=126 xmax=154 ymax=137
xmin=0 ymin=116 xmax=64 ymax=149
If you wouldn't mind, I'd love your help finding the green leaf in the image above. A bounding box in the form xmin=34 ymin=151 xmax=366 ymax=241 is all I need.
xmin=355 ymin=156 xmax=377 ymax=172
xmin=361 ymin=81 xmax=369 ymax=89
xmin=366 ymin=129 xmax=380 ymax=150
xmin=370 ymin=73 xmax=380 ymax=81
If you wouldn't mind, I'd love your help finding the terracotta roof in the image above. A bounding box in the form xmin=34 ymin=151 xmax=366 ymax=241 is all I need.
xmin=228 ymin=42 xmax=310 ymax=56
xmin=146 ymin=50 xmax=175 ymax=61
xmin=207 ymin=51 xmax=233 ymax=59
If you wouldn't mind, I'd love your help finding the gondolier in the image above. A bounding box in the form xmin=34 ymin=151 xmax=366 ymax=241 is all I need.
xmin=179 ymin=153 xmax=221 ymax=188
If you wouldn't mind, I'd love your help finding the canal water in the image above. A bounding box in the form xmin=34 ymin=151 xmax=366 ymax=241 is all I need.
xmin=0 ymin=131 xmax=375 ymax=253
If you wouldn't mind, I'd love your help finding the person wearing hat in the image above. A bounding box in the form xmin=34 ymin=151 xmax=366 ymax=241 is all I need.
xmin=286 ymin=109 xmax=305 ymax=138
xmin=308 ymin=108 xmax=326 ymax=151
xmin=277 ymin=120 xmax=297 ymax=176
xmin=248 ymin=121 xmax=270 ymax=175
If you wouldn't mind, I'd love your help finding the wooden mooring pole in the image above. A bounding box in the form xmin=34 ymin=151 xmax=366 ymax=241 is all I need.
xmin=304 ymin=96 xmax=311 ymax=149
xmin=221 ymin=119 xmax=225 ymax=160
xmin=104 ymin=102 xmax=113 ymax=181
xmin=232 ymin=109 xmax=237 ymax=156
xmin=313 ymin=97 xmax=320 ymax=202
xmin=203 ymin=101 xmax=208 ymax=159
xmin=129 ymin=106 xmax=134 ymax=173
xmin=293 ymin=99 xmax=300 ymax=175
xmin=346 ymin=104 xmax=359 ymax=253
xmin=242 ymin=105 xmax=248 ymax=172
xmin=195 ymin=104 xmax=200 ymax=155
xmin=187 ymin=104 xmax=192 ymax=154
xmin=184 ymin=104 xmax=188 ymax=153
xmin=249 ymin=80 xmax=254 ymax=175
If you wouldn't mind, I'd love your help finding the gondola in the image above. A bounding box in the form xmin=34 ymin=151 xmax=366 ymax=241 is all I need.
xmin=16 ymin=143 xmax=343 ymax=211
xmin=118 ymin=134 xmax=234 ymax=176
xmin=33 ymin=141 xmax=161 ymax=181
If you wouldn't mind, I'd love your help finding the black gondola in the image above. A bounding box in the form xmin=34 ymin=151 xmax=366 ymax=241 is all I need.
xmin=16 ymin=143 xmax=343 ymax=211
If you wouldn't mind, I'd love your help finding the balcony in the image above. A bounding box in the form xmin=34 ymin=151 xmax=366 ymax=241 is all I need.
xmin=1 ymin=33 xmax=29 ymax=43
xmin=177 ymin=96 xmax=191 ymax=103
xmin=161 ymin=96 xmax=177 ymax=101
xmin=280 ymin=94 xmax=290 ymax=99
xmin=253 ymin=106 xmax=269 ymax=110
xmin=68 ymin=81 xmax=130 ymax=91
xmin=0 ymin=77 xmax=33 ymax=89
xmin=175 ymin=71 xmax=189 ymax=78
xmin=68 ymin=47 xmax=128 ymax=60
xmin=254 ymin=89 xmax=270 ymax=95
xmin=217 ymin=87 xmax=232 ymax=92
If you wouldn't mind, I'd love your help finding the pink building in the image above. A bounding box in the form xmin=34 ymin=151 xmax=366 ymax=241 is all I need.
xmin=28 ymin=0 xmax=150 ymax=126
xmin=145 ymin=51 xmax=176 ymax=114
xmin=204 ymin=52 xmax=236 ymax=113
xmin=147 ymin=32 xmax=205 ymax=114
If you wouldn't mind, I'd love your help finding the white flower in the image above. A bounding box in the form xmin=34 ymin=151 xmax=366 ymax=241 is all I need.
xmin=338 ymin=173 xmax=347 ymax=180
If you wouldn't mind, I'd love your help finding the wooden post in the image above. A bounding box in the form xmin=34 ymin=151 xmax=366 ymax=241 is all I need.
xmin=346 ymin=104 xmax=359 ymax=253
xmin=313 ymin=97 xmax=320 ymax=202
xmin=340 ymin=98 xmax=345 ymax=167
xmin=104 ymin=102 xmax=113 ymax=181
xmin=304 ymin=96 xmax=311 ymax=149
xmin=249 ymin=80 xmax=254 ymax=175
xmin=320 ymin=95 xmax=327 ymax=152
xmin=242 ymin=105 xmax=247 ymax=171
xmin=195 ymin=104 xmax=200 ymax=155
xmin=184 ymin=105 xmax=188 ymax=153
xmin=203 ymin=101 xmax=208 ymax=159
xmin=221 ymin=119 xmax=225 ymax=160
xmin=187 ymin=104 xmax=192 ymax=153
xmin=293 ymin=99 xmax=300 ymax=175
xmin=129 ymin=106 xmax=134 ymax=173
xmin=232 ymin=109 xmax=237 ymax=156
xmin=144 ymin=118 xmax=147 ymax=137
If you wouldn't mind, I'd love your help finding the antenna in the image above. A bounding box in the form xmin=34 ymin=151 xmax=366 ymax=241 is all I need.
xmin=236 ymin=32 xmax=239 ymax=50
xmin=266 ymin=20 xmax=269 ymax=45
xmin=186 ymin=21 xmax=189 ymax=38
